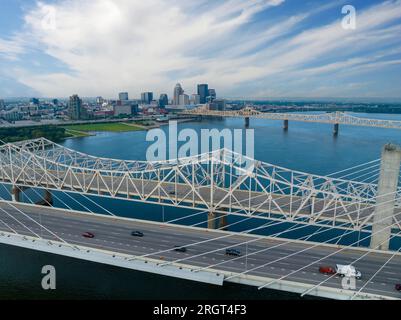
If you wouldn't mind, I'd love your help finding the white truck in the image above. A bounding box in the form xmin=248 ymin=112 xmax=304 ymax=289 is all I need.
xmin=335 ymin=264 xmax=362 ymax=279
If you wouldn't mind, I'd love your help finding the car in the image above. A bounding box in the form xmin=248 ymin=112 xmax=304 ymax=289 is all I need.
xmin=169 ymin=190 xmax=176 ymax=195
xmin=396 ymin=284 xmax=401 ymax=291
xmin=225 ymin=249 xmax=241 ymax=257
xmin=174 ymin=246 xmax=187 ymax=253
xmin=335 ymin=264 xmax=362 ymax=280
xmin=131 ymin=231 xmax=144 ymax=237
xmin=82 ymin=232 xmax=95 ymax=239
xmin=319 ymin=266 xmax=336 ymax=275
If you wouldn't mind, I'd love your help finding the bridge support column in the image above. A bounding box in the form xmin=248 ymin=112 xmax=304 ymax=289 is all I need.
xmin=219 ymin=213 xmax=228 ymax=230
xmin=11 ymin=186 xmax=21 ymax=202
xmin=208 ymin=212 xmax=216 ymax=229
xmin=333 ymin=123 xmax=339 ymax=136
xmin=370 ymin=144 xmax=401 ymax=251
xmin=283 ymin=119 xmax=289 ymax=131
xmin=245 ymin=117 xmax=250 ymax=128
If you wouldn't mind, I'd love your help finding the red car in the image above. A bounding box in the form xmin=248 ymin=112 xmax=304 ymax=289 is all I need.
xmin=319 ymin=266 xmax=336 ymax=275
xmin=396 ymin=284 xmax=401 ymax=291
xmin=82 ymin=232 xmax=95 ymax=239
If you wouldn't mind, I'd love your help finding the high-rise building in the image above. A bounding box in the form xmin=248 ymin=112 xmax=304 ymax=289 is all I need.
xmin=0 ymin=99 xmax=5 ymax=110
xmin=52 ymin=99 xmax=59 ymax=106
xmin=209 ymin=99 xmax=226 ymax=111
xmin=68 ymin=94 xmax=82 ymax=120
xmin=96 ymin=96 xmax=104 ymax=105
xmin=159 ymin=94 xmax=169 ymax=108
xmin=141 ymin=92 xmax=153 ymax=104
xmin=197 ymin=84 xmax=209 ymax=104
xmin=191 ymin=94 xmax=201 ymax=105
xmin=30 ymin=98 xmax=40 ymax=105
xmin=208 ymin=89 xmax=216 ymax=102
xmin=119 ymin=92 xmax=129 ymax=101
xmin=173 ymin=83 xmax=184 ymax=105
xmin=179 ymin=94 xmax=190 ymax=106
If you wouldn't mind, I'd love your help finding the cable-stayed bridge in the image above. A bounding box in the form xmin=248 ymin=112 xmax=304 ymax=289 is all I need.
xmin=184 ymin=107 xmax=401 ymax=134
xmin=0 ymin=138 xmax=401 ymax=300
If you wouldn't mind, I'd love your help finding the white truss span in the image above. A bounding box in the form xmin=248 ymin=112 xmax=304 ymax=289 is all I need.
xmin=185 ymin=107 xmax=401 ymax=130
xmin=0 ymin=138 xmax=400 ymax=232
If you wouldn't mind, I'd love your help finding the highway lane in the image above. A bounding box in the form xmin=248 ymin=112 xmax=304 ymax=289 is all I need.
xmin=0 ymin=202 xmax=400 ymax=299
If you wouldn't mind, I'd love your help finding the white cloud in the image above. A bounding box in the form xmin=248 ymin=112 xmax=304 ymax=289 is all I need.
xmin=5 ymin=0 xmax=401 ymax=98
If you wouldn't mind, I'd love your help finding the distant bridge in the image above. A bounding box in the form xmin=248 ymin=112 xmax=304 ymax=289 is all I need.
xmin=184 ymin=107 xmax=401 ymax=134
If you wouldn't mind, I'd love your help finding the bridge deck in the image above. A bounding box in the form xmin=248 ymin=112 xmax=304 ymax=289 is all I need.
xmin=0 ymin=202 xmax=400 ymax=299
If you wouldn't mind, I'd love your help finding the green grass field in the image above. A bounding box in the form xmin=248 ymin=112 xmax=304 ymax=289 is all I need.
xmin=63 ymin=122 xmax=143 ymax=133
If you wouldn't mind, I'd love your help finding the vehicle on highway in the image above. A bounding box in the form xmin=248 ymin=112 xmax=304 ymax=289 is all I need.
xmin=168 ymin=190 xmax=176 ymax=195
xmin=335 ymin=264 xmax=362 ymax=279
xmin=131 ymin=231 xmax=144 ymax=237
xmin=396 ymin=284 xmax=401 ymax=291
xmin=174 ymin=246 xmax=187 ymax=253
xmin=82 ymin=232 xmax=95 ymax=239
xmin=319 ymin=266 xmax=336 ymax=275
xmin=225 ymin=249 xmax=241 ymax=257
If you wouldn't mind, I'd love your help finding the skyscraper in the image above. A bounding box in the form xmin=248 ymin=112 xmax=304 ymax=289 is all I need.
xmin=197 ymin=84 xmax=209 ymax=104
xmin=159 ymin=94 xmax=169 ymax=108
xmin=119 ymin=92 xmax=129 ymax=101
xmin=178 ymin=94 xmax=190 ymax=106
xmin=173 ymin=83 xmax=184 ymax=105
xmin=141 ymin=92 xmax=153 ymax=104
xmin=191 ymin=94 xmax=201 ymax=105
xmin=68 ymin=94 xmax=82 ymax=120
xmin=0 ymin=99 xmax=5 ymax=110
xmin=208 ymin=89 xmax=216 ymax=102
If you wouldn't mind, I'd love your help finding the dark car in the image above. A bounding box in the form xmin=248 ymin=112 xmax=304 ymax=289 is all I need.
xmin=174 ymin=246 xmax=187 ymax=253
xmin=169 ymin=190 xmax=176 ymax=195
xmin=82 ymin=232 xmax=95 ymax=239
xmin=319 ymin=266 xmax=336 ymax=275
xmin=225 ymin=249 xmax=241 ymax=257
xmin=396 ymin=284 xmax=401 ymax=291
xmin=131 ymin=231 xmax=144 ymax=237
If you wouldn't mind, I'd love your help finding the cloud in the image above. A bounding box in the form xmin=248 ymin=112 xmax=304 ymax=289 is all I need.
xmin=4 ymin=0 xmax=401 ymax=98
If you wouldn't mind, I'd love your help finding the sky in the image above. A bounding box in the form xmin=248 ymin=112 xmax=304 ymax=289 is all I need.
xmin=0 ymin=0 xmax=401 ymax=100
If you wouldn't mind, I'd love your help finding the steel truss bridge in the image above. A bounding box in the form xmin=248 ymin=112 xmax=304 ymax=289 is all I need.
xmin=184 ymin=107 xmax=401 ymax=131
xmin=0 ymin=138 xmax=399 ymax=233
xmin=0 ymin=138 xmax=400 ymax=300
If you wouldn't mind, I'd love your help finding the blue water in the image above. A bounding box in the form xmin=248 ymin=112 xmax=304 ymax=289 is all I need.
xmin=1 ymin=113 xmax=401 ymax=299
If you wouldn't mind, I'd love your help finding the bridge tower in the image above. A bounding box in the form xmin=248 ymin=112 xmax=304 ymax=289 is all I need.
xmin=283 ymin=119 xmax=289 ymax=131
xmin=370 ymin=144 xmax=401 ymax=251
xmin=245 ymin=117 xmax=250 ymax=127
xmin=333 ymin=123 xmax=339 ymax=136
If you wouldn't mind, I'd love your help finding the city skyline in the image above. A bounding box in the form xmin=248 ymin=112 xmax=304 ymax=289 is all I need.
xmin=0 ymin=0 xmax=401 ymax=100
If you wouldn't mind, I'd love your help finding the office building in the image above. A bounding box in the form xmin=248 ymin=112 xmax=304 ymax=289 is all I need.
xmin=96 ymin=96 xmax=104 ymax=105
xmin=208 ymin=89 xmax=216 ymax=102
xmin=30 ymin=98 xmax=40 ymax=105
xmin=68 ymin=94 xmax=82 ymax=120
xmin=159 ymin=94 xmax=169 ymax=108
xmin=0 ymin=99 xmax=5 ymax=110
xmin=119 ymin=92 xmax=129 ymax=101
xmin=141 ymin=92 xmax=153 ymax=104
xmin=209 ymin=99 xmax=226 ymax=111
xmin=173 ymin=83 xmax=184 ymax=105
xmin=197 ymin=84 xmax=209 ymax=104
xmin=191 ymin=94 xmax=201 ymax=105
xmin=179 ymin=94 xmax=190 ymax=106
xmin=113 ymin=104 xmax=138 ymax=117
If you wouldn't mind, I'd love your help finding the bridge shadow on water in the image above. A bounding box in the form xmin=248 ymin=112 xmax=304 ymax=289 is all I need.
xmin=0 ymin=244 xmax=324 ymax=300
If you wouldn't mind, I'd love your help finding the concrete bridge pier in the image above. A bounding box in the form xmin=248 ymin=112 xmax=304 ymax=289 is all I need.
xmin=11 ymin=186 xmax=21 ymax=202
xmin=208 ymin=211 xmax=216 ymax=229
xmin=333 ymin=123 xmax=339 ymax=136
xmin=245 ymin=117 xmax=250 ymax=128
xmin=219 ymin=213 xmax=228 ymax=230
xmin=36 ymin=190 xmax=53 ymax=206
xmin=370 ymin=144 xmax=401 ymax=251
xmin=283 ymin=119 xmax=289 ymax=131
